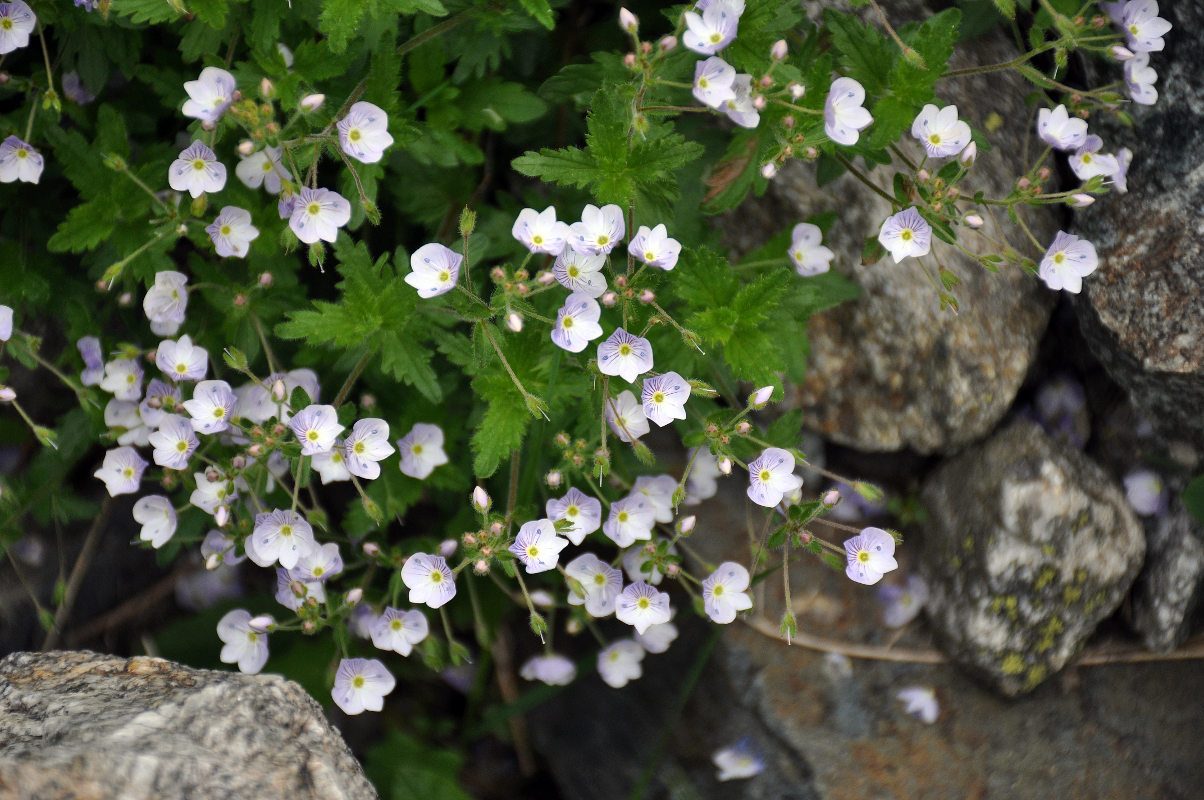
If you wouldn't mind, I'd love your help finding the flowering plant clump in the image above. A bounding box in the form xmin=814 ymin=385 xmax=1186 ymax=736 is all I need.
xmin=0 ymin=0 xmax=1170 ymax=785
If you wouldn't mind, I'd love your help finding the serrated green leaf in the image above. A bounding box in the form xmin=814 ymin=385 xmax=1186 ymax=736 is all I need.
xmin=47 ymin=200 xmax=119 ymax=253
xmin=824 ymin=9 xmax=894 ymax=96
xmin=519 ymin=0 xmax=554 ymax=29
xmin=889 ymin=8 xmax=961 ymax=105
xmin=110 ymin=0 xmax=183 ymax=24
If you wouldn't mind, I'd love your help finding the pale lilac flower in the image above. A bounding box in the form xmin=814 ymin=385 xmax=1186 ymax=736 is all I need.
xmin=605 ymin=389 xmax=650 ymax=443
xmin=201 ymin=529 xmax=244 ymax=566
xmin=844 ymin=526 xmax=899 ymax=585
xmin=143 ymin=271 xmax=189 ymax=337
xmin=290 ymin=541 xmax=344 ymax=582
xmin=343 ymin=417 xmax=394 ymax=479
xmin=217 ymin=610 xmax=270 ymax=674
xmin=183 ymin=379 xmax=236 ymax=434
xmin=746 ymin=447 xmax=803 ymax=508
xmin=879 ymin=574 xmax=928 ymax=628
xmin=235 ymin=146 xmax=292 ymax=194
xmin=370 ymin=607 xmax=429 ymax=656
xmin=569 ymin=204 xmax=625 ymax=255
xmin=631 ymin=475 xmax=676 ymax=523
xmin=337 ymin=101 xmax=394 ymax=163
xmin=693 ymin=56 xmax=737 ymax=109
xmin=546 ymin=487 xmax=603 ymax=545
xmin=397 ymin=423 xmax=448 ymax=479
xmin=629 ymin=224 xmax=682 ymax=271
xmin=1038 ymin=231 xmax=1098 ymax=294
xmin=148 ymin=414 xmax=199 ymax=470
xmin=182 ymin=66 xmax=236 ymax=124
xmin=99 ymin=358 xmax=143 ymax=401
xmin=1112 ymin=148 xmax=1132 ymax=193
xmin=1069 ymin=135 xmax=1120 ymax=181
xmin=565 ymin=553 xmax=623 ymax=616
xmin=104 ymin=399 xmax=147 ymax=446
xmin=248 ymin=509 xmax=315 ymax=570
xmin=603 ymin=496 xmax=656 ymax=547
xmin=824 ymin=77 xmax=873 ymax=146
xmin=289 ymin=404 xmax=343 ymax=455
xmin=615 ymin=581 xmax=671 ymax=634
xmin=910 ymin=103 xmax=971 ymax=158
xmin=156 ymin=334 xmax=209 ymax=382
xmin=168 ymin=141 xmax=226 ymax=198
xmin=551 ymin=292 xmax=605 ymax=353
xmin=206 ymin=206 xmax=259 ymax=258
xmin=622 ymin=539 xmax=676 ymax=585
xmin=520 ymin=654 xmax=577 ymax=685
xmin=132 ymin=495 xmax=177 ymax=548
xmin=597 ymin=328 xmax=654 ymax=383
xmin=93 ymin=446 xmax=148 ymax=496
xmin=897 ymin=686 xmax=940 ymax=723
xmin=139 ymin=379 xmax=181 ymax=429
xmin=1037 ymin=105 xmax=1087 ymax=151
xmin=553 ymin=250 xmax=607 ymax=297
xmin=641 ymin=371 xmax=691 ymax=427
xmin=713 ymin=742 xmax=764 ymax=782
xmin=0 ymin=136 xmax=43 ymax=184
xmin=685 ymin=447 xmax=722 ymax=505
xmin=405 ymin=242 xmax=462 ymax=298
xmin=597 ymin=639 xmax=645 ymax=688
xmin=401 ymin=552 xmax=457 ymax=608
xmin=274 ymin=567 xmax=324 ymax=611
xmin=190 ymin=470 xmax=236 ymax=518
xmin=682 ymin=1 xmax=740 ymax=55
xmin=702 ymin=562 xmax=753 ymax=624
xmin=289 ymin=187 xmax=351 ymax=244
xmin=635 ymin=621 xmax=678 ymax=654
xmin=720 ymin=74 xmax=760 ymax=129
xmin=78 ymin=336 xmax=104 ymax=386
xmin=1101 ymin=0 xmax=1126 ymax=25
xmin=1124 ymin=52 xmax=1158 ymax=105
xmin=618 ymin=7 xmax=638 ymax=34
xmin=0 ymin=306 xmax=11 ymax=341
xmin=1121 ymin=0 xmax=1171 ymax=52
xmin=788 ymin=222 xmax=835 ymax=277
xmin=509 ymin=519 xmax=569 ymax=574
xmin=1124 ymin=469 xmax=1168 ymax=516
xmin=513 ymin=206 xmax=571 ymax=255
xmin=877 ymin=207 xmax=932 ymax=263
xmin=332 ymin=658 xmax=395 ymax=715
xmin=312 ymin=447 xmax=352 ymax=484
xmin=0 ymin=1 xmax=34 ymax=54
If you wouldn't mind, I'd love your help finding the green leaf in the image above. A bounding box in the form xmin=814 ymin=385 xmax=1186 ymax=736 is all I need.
xmin=318 ymin=0 xmax=369 ymax=54
xmin=519 ymin=0 xmax=554 ymax=29
xmin=363 ymin=732 xmax=472 ymax=800
xmin=110 ymin=0 xmax=183 ymax=24
xmin=47 ymin=200 xmax=119 ymax=254
xmin=1183 ymin=474 xmax=1204 ymax=527
xmin=471 ymin=365 xmax=531 ymax=478
xmin=889 ymin=8 xmax=961 ymax=105
xmin=823 ymin=9 xmax=894 ymax=96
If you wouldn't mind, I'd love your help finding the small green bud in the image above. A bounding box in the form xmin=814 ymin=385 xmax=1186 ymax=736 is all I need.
xmin=222 ymin=347 xmax=249 ymax=371
xmin=780 ymin=611 xmax=798 ymax=644
xmin=853 ymin=481 xmax=884 ymax=503
xmin=308 ymin=241 xmax=326 ymax=268
xmin=363 ymin=200 xmax=381 ymax=226
xmin=459 ymin=206 xmax=477 ymax=237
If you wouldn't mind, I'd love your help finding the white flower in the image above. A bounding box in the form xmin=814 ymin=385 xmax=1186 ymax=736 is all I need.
xmin=235 ymin=146 xmax=292 ymax=194
xmin=332 ymin=658 xmax=395 ymax=715
xmin=183 ymin=379 xmax=236 ymax=434
xmin=99 ymin=357 xmax=143 ymax=401
xmin=143 ymin=271 xmax=189 ymax=337
xmin=746 ymin=447 xmax=803 ymax=508
xmin=93 ymin=447 xmax=148 ymax=497
xmin=509 ymin=518 xmax=569 ymax=574
xmin=565 ymin=552 xmax=623 ymax=616
xmin=604 ymin=390 xmax=650 ymax=443
xmin=685 ymin=447 xmax=722 ymax=505
xmin=520 ymin=654 xmax=577 ymax=686
xmin=397 ymin=422 xmax=449 ymax=479
xmin=290 ymin=541 xmax=344 ymax=582
xmin=641 ymin=371 xmax=691 ymax=427
xmin=631 ymin=475 xmax=676 ymax=523
xmin=168 ymin=141 xmax=226 ymax=198
xmin=274 ymin=567 xmax=325 ymax=611
xmin=289 ymin=404 xmax=344 ymax=455
xmin=720 ymin=74 xmax=760 ymax=129
xmin=513 ymin=206 xmax=570 ymax=256
xmin=879 ymin=574 xmax=928 ymax=628
xmin=248 ymin=509 xmax=315 ymax=570
xmin=139 ymin=379 xmax=181 ymax=430
xmin=843 ymin=526 xmax=899 ymax=585
xmin=206 ymin=206 xmax=259 ymax=258
xmin=148 ymin=414 xmax=199 ymax=470
xmin=693 ymin=56 xmax=737 ymax=109
xmin=289 ymin=187 xmax=351 ymax=245
xmin=104 ymin=399 xmax=148 ymax=446
xmin=597 ymin=328 xmax=654 ymax=383
xmin=789 ymin=222 xmax=834 ymax=277
xmin=628 ymin=224 xmax=682 ymax=271
xmin=910 ymin=103 xmax=971 ymax=158
xmin=78 ymin=336 xmax=104 ymax=386
xmin=337 ymin=101 xmax=394 ymax=164
xmin=568 ymin=204 xmax=625 ymax=255
xmin=1124 ymin=51 xmax=1158 ymax=105
xmin=0 ymin=1 xmax=35 ymax=54
xmin=182 ymin=66 xmax=236 ymax=124
xmin=370 ymin=607 xmax=429 ymax=656
xmin=0 ymin=135 xmax=43 ymax=184
xmin=1038 ymin=231 xmax=1098 ymax=294
xmin=1124 ymin=468 xmax=1167 ymax=516
xmin=156 ymin=334 xmax=209 ymax=382
xmin=1068 ymin=135 xmax=1120 ymax=181
xmin=603 ymin=496 xmax=656 ymax=548
xmin=702 ymin=562 xmax=753 ymax=624
xmin=553 ymin=249 xmax=608 ymax=297
xmin=312 ymin=447 xmax=352 ymax=484
xmin=897 ymin=686 xmax=940 ymax=723
xmin=405 ymin=242 xmax=462 ymax=298
xmin=217 ymin=610 xmax=270 ymax=674
xmin=401 ymin=552 xmax=457 ymax=608
xmin=1037 ymin=104 xmax=1087 ymax=152
xmin=877 ymin=206 xmax=932 ymax=263
xmin=615 ymin=581 xmax=671 ymax=634
xmin=343 ymin=417 xmax=394 ymax=479
xmin=1121 ymin=0 xmax=1171 ymax=53
xmin=683 ymin=0 xmax=741 ymax=55
xmin=551 ymin=292 xmax=605 ymax=353
xmin=189 ymin=471 xmax=237 ymax=519
xmin=635 ymin=621 xmax=678 ymax=654
xmin=132 ymin=495 xmax=177 ymax=548
xmin=712 ymin=742 xmax=764 ymax=781
xmin=201 ymin=529 xmax=244 ymax=567
xmin=546 ymin=487 xmax=603 ymax=545
xmin=596 ymin=639 xmax=645 ymax=688
xmin=824 ymin=77 xmax=873 ymax=146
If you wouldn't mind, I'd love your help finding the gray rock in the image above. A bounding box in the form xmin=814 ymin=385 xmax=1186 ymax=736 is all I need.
xmin=1071 ymin=2 xmax=1204 ymax=451
xmin=919 ymin=420 xmax=1145 ymax=694
xmin=1129 ymin=503 xmax=1204 ymax=652
xmin=0 ymin=650 xmax=377 ymax=800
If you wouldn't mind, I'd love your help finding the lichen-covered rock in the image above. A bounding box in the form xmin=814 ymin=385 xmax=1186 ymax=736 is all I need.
xmin=0 ymin=651 xmax=377 ymax=800
xmin=919 ymin=421 xmax=1145 ymax=695
xmin=1129 ymin=504 xmax=1204 ymax=652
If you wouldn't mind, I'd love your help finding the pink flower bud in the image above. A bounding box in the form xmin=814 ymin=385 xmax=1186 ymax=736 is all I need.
xmin=345 ymin=588 xmax=363 ymax=605
xmin=259 ymin=77 xmax=274 ymax=98
xmin=489 ymin=520 xmax=504 ymax=535
xmin=639 ymin=289 xmax=655 ymax=304
xmin=717 ymin=457 xmax=732 ymax=475
xmin=506 ymin=313 xmax=523 ymax=332
xmin=258 ymin=271 xmax=274 ymax=288
xmin=959 ymin=142 xmax=977 ymax=166
xmin=290 ymin=580 xmax=307 ymax=598
xmin=1069 ymin=193 xmax=1095 ymax=208
xmin=566 ymin=618 xmax=583 ymax=635
xmin=233 ymin=293 xmax=247 ymax=307
xmin=362 ymin=541 xmax=380 ymax=557
xmin=659 ymin=35 xmax=677 ymax=52
xmin=490 ymin=266 xmax=506 ymax=282
xmin=0 ymin=386 xmax=15 ymax=402
xmin=271 ymin=379 xmax=286 ymax=401
xmin=641 ymin=41 xmax=652 ymax=55
xmin=205 ymin=553 xmax=222 ymax=571
xmin=473 ymin=486 xmax=491 ymax=511
xmin=623 ymin=53 xmax=637 ymax=68
xmin=1111 ymin=44 xmax=1134 ymax=61
xmin=771 ymin=39 xmax=788 ymax=60
xmin=760 ymin=162 xmax=777 ymax=180
xmin=665 ymin=562 xmax=681 ymax=576
xmin=302 ymin=620 xmax=316 ymax=634
xmin=439 ymin=538 xmax=458 ymax=558
xmin=601 ymin=291 xmax=617 ymax=307
xmin=248 ymin=444 xmax=263 ymax=457
xmin=530 ymin=589 xmax=555 ymax=608
xmin=678 ymin=515 xmax=696 ymax=534
xmin=916 ymin=169 xmax=931 ymax=182
xmin=537 ymin=270 xmax=555 ymax=285
xmin=1037 ymin=166 xmax=1051 ymax=180
xmin=462 ymin=532 xmax=477 ymax=546
xmin=1017 ymin=177 xmax=1031 ymax=190
xmin=361 ymin=393 xmax=376 ymax=409
xmin=237 ymin=140 xmax=255 ymax=156
xmin=803 ymin=146 xmax=819 ymax=160
xmin=299 ymin=93 xmax=325 ymax=112
xmin=750 ymin=385 xmax=774 ymax=408
xmin=473 ymin=559 xmax=490 ymax=575
xmin=231 ymin=455 xmax=246 ymax=470
xmin=214 ymin=505 xmax=230 ymax=527
xmin=0 ymin=73 xmax=9 ymax=86
xmin=619 ymin=7 xmax=638 ymax=34
xmin=546 ymin=470 xmax=562 ymax=488
xmin=248 ymin=615 xmax=276 ymax=633
xmin=964 ymin=214 xmax=984 ymax=229
xmin=752 ymin=95 xmax=766 ymax=110
xmin=118 ymin=292 xmax=133 ymax=307
xmin=788 ymin=83 xmax=805 ymax=100
xmin=782 ymin=115 xmax=795 ymax=129
xmin=735 ymin=421 xmax=751 ymax=435
xmin=822 ymin=488 xmax=841 ymax=507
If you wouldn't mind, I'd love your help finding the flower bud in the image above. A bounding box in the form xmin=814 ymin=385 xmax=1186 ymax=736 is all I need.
xmin=717 ymin=457 xmax=732 ymax=475
xmin=623 ymin=53 xmax=637 ymax=68
xmin=205 ymin=553 xmax=222 ymax=571
xmin=659 ymin=35 xmax=677 ymax=52
xmin=341 ymin=587 xmax=362 ymax=606
xmin=760 ymin=162 xmax=777 ymax=180
xmin=473 ymin=559 xmax=490 ymax=575
xmin=472 ymin=486 xmax=491 ymax=512
xmin=299 ymin=93 xmax=325 ymax=112
xmin=964 ymin=214 xmax=984 ymax=229
xmin=1069 ymin=193 xmax=1095 ymax=208
xmin=803 ymin=146 xmax=819 ymax=160
xmin=0 ymin=73 xmax=9 ymax=86
xmin=118 ymin=292 xmax=133 ymax=307
xmin=1036 ymin=166 xmax=1051 ymax=180
xmin=771 ymin=39 xmax=788 ymax=60
xmin=788 ymin=82 xmax=805 ymax=100
xmin=248 ymin=443 xmax=264 ymax=457
xmin=258 ymin=271 xmax=274 ymax=288
xmin=489 ymin=520 xmax=504 ymax=535
xmin=1017 ymin=177 xmax=1031 ymax=190
xmin=270 ymin=423 xmax=286 ymax=437
xmin=678 ymin=515 xmax=696 ymax=535
xmin=959 ymin=142 xmax=977 ymax=166
xmin=566 ymin=617 xmax=584 ymax=635
xmin=752 ymin=94 xmax=766 ymax=110
xmin=231 ymin=455 xmax=246 ymax=470
xmin=1110 ymin=44 xmax=1134 ymax=61
xmin=233 ymin=293 xmax=247 ymax=307
xmin=362 ymin=541 xmax=380 ymax=557
xmin=259 ymin=77 xmax=274 ymax=99
xmin=0 ymin=385 xmax=15 ymax=402
xmin=506 ymin=313 xmax=523 ymax=332
xmin=288 ymin=579 xmax=307 ymax=598
xmin=735 ymin=421 xmax=751 ymax=435
xmin=619 ymin=7 xmax=638 ymax=34
xmin=822 ymin=488 xmax=841 ymax=507
xmin=530 ymin=589 xmax=555 ymax=608
xmin=641 ymin=41 xmax=652 ymax=55
xmin=750 ymin=385 xmax=774 ymax=408
xmin=546 ymin=470 xmax=563 ymax=488
xmin=601 ymin=291 xmax=617 ymax=307
xmin=639 ymin=289 xmax=655 ymax=304
xmin=215 ymin=505 xmax=230 ymax=527
xmin=237 ymin=140 xmax=255 ymax=157
xmin=248 ymin=615 xmax=276 ymax=633
xmin=439 ymin=538 xmax=458 ymax=558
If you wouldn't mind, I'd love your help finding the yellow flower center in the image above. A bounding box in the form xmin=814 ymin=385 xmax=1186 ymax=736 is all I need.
xmin=220 ymin=225 xmax=232 ymax=236
xmin=596 ymin=235 xmax=609 ymax=246
xmin=192 ymin=159 xmax=206 ymax=171
xmin=645 ymin=251 xmax=655 ymax=261
xmin=307 ymin=202 xmax=321 ymax=215
xmin=526 ymin=545 xmax=540 ymax=557
xmin=759 ymin=469 xmax=771 ymax=483
xmin=429 ymin=570 xmax=442 ymax=584
xmin=618 ymin=344 xmax=632 ymax=357
xmin=709 ymin=32 xmax=722 ymax=43
xmin=438 ymin=270 xmax=451 ymax=282
xmin=618 ymin=511 xmax=629 ymax=523
xmin=123 ymin=467 xmax=134 ymax=478
xmin=412 ymin=444 xmax=423 ymax=454
xmin=306 ymin=430 xmax=320 ymax=441
xmin=562 ymin=317 xmax=574 ymax=329
xmin=566 ymin=505 xmax=578 ymax=517
xmin=698 ymin=78 xmax=709 ymax=89
xmin=349 ymin=129 xmax=362 ymax=142
xmin=653 ymin=392 xmax=665 ymax=404
xmin=532 ymin=235 xmax=544 ymax=245
xmin=900 ymin=229 xmax=913 ymax=242
xmin=0 ymin=19 xmax=11 ymax=30
xmin=354 ymin=441 xmax=366 ymax=454
xmin=637 ymin=597 xmax=650 ymax=609
xmin=929 ymin=134 xmax=941 ymax=144
xmin=568 ymin=266 xmax=580 ymax=278
xmin=353 ymin=676 xmax=365 ymax=688
xmin=1054 ymin=253 xmax=1065 ymax=265
xmin=247 ymin=632 xmax=258 ymax=642
xmin=713 ymin=584 xmax=725 ymax=596
xmin=857 ymin=550 xmax=870 ymax=563
xmin=281 ymin=525 xmax=293 ymax=537
xmin=176 ymin=441 xmax=188 ymax=452
xmin=593 ymin=574 xmax=607 ymax=585
xmin=313 ymin=566 xmax=324 ymax=577
xmin=16 ymin=148 xmax=27 ymax=159
xmin=391 ymin=619 xmax=403 ymax=631
xmin=213 ymin=408 xmax=225 ymax=418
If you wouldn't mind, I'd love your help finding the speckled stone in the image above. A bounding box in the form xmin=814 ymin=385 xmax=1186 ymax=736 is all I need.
xmin=1071 ymin=2 xmax=1204 ymax=451
xmin=919 ymin=420 xmax=1145 ymax=695
xmin=0 ymin=651 xmax=377 ymax=800
xmin=1129 ymin=503 xmax=1204 ymax=652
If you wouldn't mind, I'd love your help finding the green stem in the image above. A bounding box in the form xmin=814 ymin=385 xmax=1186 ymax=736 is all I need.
xmin=832 ymin=153 xmax=897 ymax=206
xmin=333 ymin=350 xmax=373 ymax=408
